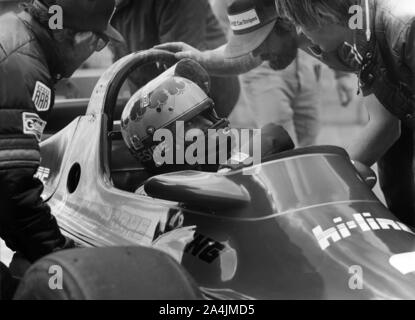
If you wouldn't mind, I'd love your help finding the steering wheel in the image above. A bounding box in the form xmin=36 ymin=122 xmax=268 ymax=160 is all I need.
xmin=86 ymin=49 xmax=179 ymax=132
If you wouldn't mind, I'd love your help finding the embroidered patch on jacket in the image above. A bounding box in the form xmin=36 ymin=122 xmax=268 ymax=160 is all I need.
xmin=32 ymin=81 xmax=52 ymax=112
xmin=34 ymin=166 xmax=50 ymax=185
xmin=22 ymin=112 xmax=47 ymax=142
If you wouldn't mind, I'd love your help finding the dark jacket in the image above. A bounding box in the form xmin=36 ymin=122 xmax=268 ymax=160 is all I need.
xmin=0 ymin=11 xmax=68 ymax=262
xmin=0 ymin=11 xmax=57 ymax=168
xmin=302 ymin=0 xmax=415 ymax=125
xmin=111 ymin=0 xmax=240 ymax=117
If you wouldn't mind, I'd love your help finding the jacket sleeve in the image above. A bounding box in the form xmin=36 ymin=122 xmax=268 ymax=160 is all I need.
xmin=0 ymin=53 xmax=53 ymax=167
xmin=0 ymin=167 xmax=70 ymax=263
xmin=0 ymin=52 xmax=54 ymax=121
xmin=0 ymin=51 xmax=69 ymax=263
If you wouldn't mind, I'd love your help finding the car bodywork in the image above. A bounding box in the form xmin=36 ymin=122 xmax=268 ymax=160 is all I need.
xmin=39 ymin=50 xmax=415 ymax=300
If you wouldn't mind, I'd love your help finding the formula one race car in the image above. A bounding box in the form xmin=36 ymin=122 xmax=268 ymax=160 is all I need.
xmin=9 ymin=50 xmax=415 ymax=300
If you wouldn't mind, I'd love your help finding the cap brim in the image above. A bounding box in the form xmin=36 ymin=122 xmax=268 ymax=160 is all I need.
xmin=103 ymin=24 xmax=125 ymax=43
xmin=224 ymin=20 xmax=276 ymax=59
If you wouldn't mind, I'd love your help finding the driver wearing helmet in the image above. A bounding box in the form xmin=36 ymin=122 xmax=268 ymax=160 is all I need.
xmin=120 ymin=59 xmax=294 ymax=193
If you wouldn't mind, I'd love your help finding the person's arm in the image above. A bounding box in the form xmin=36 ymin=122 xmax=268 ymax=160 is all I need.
xmin=0 ymin=59 xmax=74 ymax=263
xmin=348 ymin=94 xmax=400 ymax=167
xmin=199 ymin=45 xmax=262 ymax=75
xmin=334 ymin=71 xmax=357 ymax=107
xmin=155 ymin=42 xmax=262 ymax=76
xmin=152 ymin=0 xmax=262 ymax=76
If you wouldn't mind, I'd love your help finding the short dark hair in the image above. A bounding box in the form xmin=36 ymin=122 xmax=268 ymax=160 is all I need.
xmin=275 ymin=0 xmax=358 ymax=29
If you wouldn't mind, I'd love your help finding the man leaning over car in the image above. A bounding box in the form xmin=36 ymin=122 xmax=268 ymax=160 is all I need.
xmin=274 ymin=0 xmax=415 ymax=226
xmin=0 ymin=0 xmax=124 ymax=263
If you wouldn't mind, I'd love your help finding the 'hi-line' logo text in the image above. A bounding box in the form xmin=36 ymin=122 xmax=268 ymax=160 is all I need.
xmin=313 ymin=213 xmax=415 ymax=250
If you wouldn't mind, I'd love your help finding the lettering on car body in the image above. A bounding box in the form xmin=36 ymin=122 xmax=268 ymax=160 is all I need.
xmin=184 ymin=233 xmax=225 ymax=263
xmin=313 ymin=212 xmax=415 ymax=250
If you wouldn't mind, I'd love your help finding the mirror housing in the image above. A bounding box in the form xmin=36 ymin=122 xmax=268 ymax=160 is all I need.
xmin=144 ymin=171 xmax=251 ymax=210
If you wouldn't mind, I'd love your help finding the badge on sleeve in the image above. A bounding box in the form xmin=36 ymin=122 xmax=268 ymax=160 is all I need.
xmin=32 ymin=81 xmax=52 ymax=112
xmin=22 ymin=112 xmax=47 ymax=142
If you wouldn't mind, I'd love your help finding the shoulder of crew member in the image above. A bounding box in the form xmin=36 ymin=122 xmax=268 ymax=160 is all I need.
xmin=155 ymin=0 xmax=225 ymax=50
xmin=0 ymin=13 xmax=34 ymax=63
xmin=0 ymin=12 xmax=54 ymax=116
xmin=375 ymin=0 xmax=415 ymax=55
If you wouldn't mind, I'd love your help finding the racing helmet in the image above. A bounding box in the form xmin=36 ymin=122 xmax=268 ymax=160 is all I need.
xmin=120 ymin=59 xmax=230 ymax=171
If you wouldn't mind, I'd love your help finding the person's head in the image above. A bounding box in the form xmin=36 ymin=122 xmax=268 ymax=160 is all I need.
xmin=275 ymin=0 xmax=356 ymax=52
xmin=224 ymin=0 xmax=298 ymax=70
xmin=120 ymin=59 xmax=230 ymax=173
xmin=24 ymin=0 xmax=124 ymax=77
xmin=252 ymin=17 xmax=298 ymax=69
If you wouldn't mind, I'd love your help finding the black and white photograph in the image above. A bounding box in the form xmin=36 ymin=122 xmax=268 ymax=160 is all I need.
xmin=0 ymin=0 xmax=415 ymax=307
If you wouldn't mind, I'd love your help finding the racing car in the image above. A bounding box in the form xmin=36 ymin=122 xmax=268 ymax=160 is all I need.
xmin=9 ymin=50 xmax=415 ymax=300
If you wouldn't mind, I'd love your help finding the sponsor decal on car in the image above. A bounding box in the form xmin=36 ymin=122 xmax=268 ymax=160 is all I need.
xmin=313 ymin=213 xmax=415 ymax=250
xmin=154 ymin=228 xmax=237 ymax=276
xmin=184 ymin=233 xmax=226 ymax=264
xmin=32 ymin=81 xmax=52 ymax=112
xmin=22 ymin=112 xmax=47 ymax=142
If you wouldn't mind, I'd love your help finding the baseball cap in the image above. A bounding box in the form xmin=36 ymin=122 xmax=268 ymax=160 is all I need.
xmin=39 ymin=0 xmax=124 ymax=43
xmin=224 ymin=0 xmax=278 ymax=59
